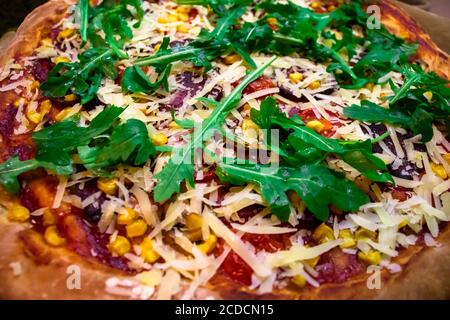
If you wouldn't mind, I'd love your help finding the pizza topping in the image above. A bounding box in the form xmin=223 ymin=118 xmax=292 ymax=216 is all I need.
xmin=0 ymin=0 xmax=450 ymax=298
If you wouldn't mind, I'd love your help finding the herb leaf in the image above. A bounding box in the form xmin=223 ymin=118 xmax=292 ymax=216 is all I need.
xmin=217 ymin=161 xmax=369 ymax=221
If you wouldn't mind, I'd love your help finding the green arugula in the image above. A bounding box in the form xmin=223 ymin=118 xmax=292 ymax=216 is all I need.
xmin=152 ymin=56 xmax=277 ymax=203
xmin=252 ymin=98 xmax=393 ymax=183
xmin=0 ymin=106 xmax=156 ymax=193
xmin=216 ymin=161 xmax=369 ymax=221
xmin=0 ymin=157 xmax=73 ymax=194
xmin=344 ymin=64 xmax=450 ymax=142
xmin=78 ymin=119 xmax=155 ymax=174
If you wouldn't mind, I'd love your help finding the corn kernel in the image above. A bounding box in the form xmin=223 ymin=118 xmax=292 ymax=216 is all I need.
xmin=44 ymin=226 xmax=67 ymax=247
xmin=64 ymin=94 xmax=77 ymax=102
xmin=306 ymin=120 xmax=325 ymax=133
xmin=55 ymin=107 xmax=73 ymax=122
xmin=308 ymin=80 xmax=321 ymax=90
xmin=312 ymin=223 xmax=335 ymax=243
xmin=186 ymin=213 xmax=203 ymax=230
xmin=197 ymin=234 xmax=217 ymax=254
xmin=289 ymin=72 xmax=303 ymax=84
xmin=126 ymin=219 xmax=148 ymax=238
xmin=154 ymin=43 xmax=161 ymax=51
xmin=40 ymin=99 xmax=52 ymax=113
xmin=31 ymin=80 xmax=40 ymax=90
xmin=186 ymin=229 xmax=203 ymax=242
xmin=176 ymin=6 xmax=191 ymax=14
xmin=97 ymin=178 xmax=118 ymax=195
xmin=54 ymin=56 xmax=71 ymax=64
xmin=339 ymin=229 xmax=356 ymax=248
xmin=223 ymin=54 xmax=240 ymax=65
xmin=423 ymin=91 xmax=433 ymax=102
xmin=328 ymin=5 xmax=337 ymax=11
xmin=266 ymin=17 xmax=278 ymax=26
xmin=365 ymin=82 xmax=374 ymax=91
xmin=443 ymin=153 xmax=450 ymax=164
xmin=117 ymin=207 xmax=138 ymax=225
xmin=355 ymin=228 xmax=377 ymax=241
xmin=176 ymin=24 xmax=190 ymax=33
xmin=58 ymin=29 xmax=74 ymax=41
xmin=7 ymin=204 xmax=30 ymax=222
xmin=242 ymin=118 xmax=259 ymax=131
xmin=291 ymin=275 xmax=306 ymax=288
xmin=152 ymin=133 xmax=168 ymax=146
xmin=158 ymin=14 xmax=178 ymax=24
xmin=431 ymin=163 xmax=448 ymax=179
xmin=26 ymin=109 xmax=42 ymax=124
xmin=140 ymin=238 xmax=160 ymax=263
xmin=243 ymin=103 xmax=252 ymax=112
xmin=43 ymin=208 xmax=56 ymax=226
xmin=358 ymin=250 xmax=381 ymax=265
xmin=177 ymin=13 xmax=190 ymax=22
xmin=13 ymin=98 xmax=27 ymax=108
xmin=311 ymin=2 xmax=321 ymax=9
xmin=108 ymin=235 xmax=131 ymax=256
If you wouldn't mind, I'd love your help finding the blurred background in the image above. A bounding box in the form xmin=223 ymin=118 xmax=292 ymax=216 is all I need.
xmin=0 ymin=0 xmax=449 ymax=36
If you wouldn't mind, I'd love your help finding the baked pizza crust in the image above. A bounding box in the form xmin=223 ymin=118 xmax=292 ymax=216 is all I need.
xmin=0 ymin=0 xmax=449 ymax=299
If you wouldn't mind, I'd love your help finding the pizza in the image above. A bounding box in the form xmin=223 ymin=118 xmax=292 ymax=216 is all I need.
xmin=0 ymin=0 xmax=449 ymax=300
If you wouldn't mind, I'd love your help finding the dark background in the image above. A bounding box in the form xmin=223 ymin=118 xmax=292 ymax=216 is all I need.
xmin=0 ymin=0 xmax=46 ymax=35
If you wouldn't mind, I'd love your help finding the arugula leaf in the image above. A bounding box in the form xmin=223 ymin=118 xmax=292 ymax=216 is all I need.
xmin=40 ymin=48 xmax=116 ymax=103
xmin=78 ymin=119 xmax=155 ymax=173
xmin=121 ymin=65 xmax=172 ymax=93
xmin=216 ymin=160 xmax=369 ymax=221
xmin=253 ymin=98 xmax=392 ymax=183
xmin=153 ymin=57 xmax=277 ymax=203
xmin=344 ymin=99 xmax=436 ymax=142
xmin=32 ymin=106 xmax=124 ymax=158
xmin=0 ymin=157 xmax=73 ymax=194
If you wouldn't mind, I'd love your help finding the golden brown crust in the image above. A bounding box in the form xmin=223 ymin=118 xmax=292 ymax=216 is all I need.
xmin=0 ymin=0 xmax=450 ymax=300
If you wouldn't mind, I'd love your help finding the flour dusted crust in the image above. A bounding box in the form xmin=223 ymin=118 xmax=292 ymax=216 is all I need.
xmin=0 ymin=0 xmax=449 ymax=299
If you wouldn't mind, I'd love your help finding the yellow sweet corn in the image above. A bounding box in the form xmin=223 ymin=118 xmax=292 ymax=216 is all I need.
xmin=267 ymin=17 xmax=278 ymax=26
xmin=26 ymin=108 xmax=43 ymax=124
xmin=365 ymin=82 xmax=374 ymax=91
xmin=355 ymin=228 xmax=377 ymax=241
xmin=431 ymin=163 xmax=448 ymax=180
xmin=108 ymin=236 xmax=131 ymax=256
xmin=176 ymin=6 xmax=191 ymax=14
xmin=58 ymin=29 xmax=74 ymax=41
xmin=13 ymin=98 xmax=27 ymax=108
xmin=64 ymin=94 xmax=78 ymax=102
xmin=126 ymin=219 xmax=148 ymax=238
xmin=40 ymin=37 xmax=53 ymax=47
xmin=97 ymin=178 xmax=118 ymax=195
xmin=289 ymin=72 xmax=303 ymax=84
xmin=186 ymin=213 xmax=203 ymax=230
xmin=197 ymin=234 xmax=217 ymax=254
xmin=423 ymin=91 xmax=433 ymax=102
xmin=44 ymin=226 xmax=67 ymax=247
xmin=398 ymin=219 xmax=409 ymax=229
xmin=140 ymin=238 xmax=160 ymax=263
xmin=31 ymin=80 xmax=40 ymax=90
xmin=7 ymin=204 xmax=30 ymax=222
xmin=312 ymin=223 xmax=335 ymax=243
xmin=54 ymin=56 xmax=71 ymax=64
xmin=339 ymin=229 xmax=356 ymax=249
xmin=223 ymin=54 xmax=240 ymax=65
xmin=117 ymin=207 xmax=139 ymax=225
xmin=43 ymin=208 xmax=56 ymax=226
xmin=306 ymin=256 xmax=320 ymax=268
xmin=158 ymin=14 xmax=178 ymax=24
xmin=152 ymin=133 xmax=168 ymax=146
xmin=358 ymin=250 xmax=381 ymax=265
xmin=308 ymin=80 xmax=321 ymax=90
xmin=306 ymin=120 xmax=325 ymax=133
xmin=311 ymin=2 xmax=321 ymax=9
xmin=177 ymin=13 xmax=190 ymax=22
xmin=291 ymin=275 xmax=306 ymax=288
xmin=176 ymin=24 xmax=189 ymax=33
